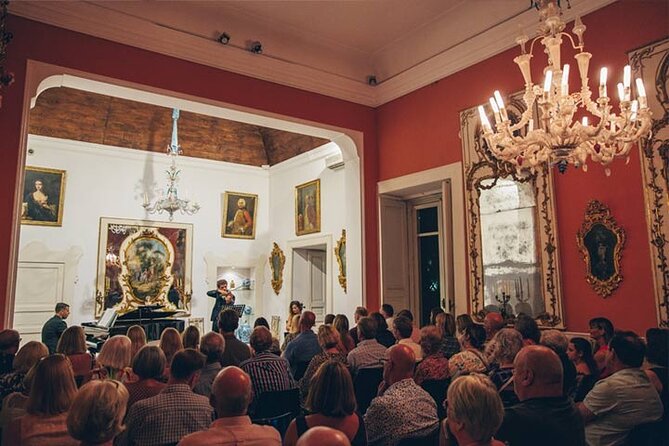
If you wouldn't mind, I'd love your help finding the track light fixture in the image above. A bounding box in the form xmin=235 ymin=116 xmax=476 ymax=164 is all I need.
xmin=367 ymin=75 xmax=378 ymax=86
xmin=249 ymin=41 xmax=263 ymax=54
xmin=217 ymin=32 xmax=230 ymax=45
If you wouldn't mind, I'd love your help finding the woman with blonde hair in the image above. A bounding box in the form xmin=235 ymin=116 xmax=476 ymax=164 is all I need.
xmin=159 ymin=328 xmax=184 ymax=369
xmin=93 ymin=335 xmax=132 ymax=381
xmin=281 ymin=314 xmax=301 ymax=352
xmin=299 ymin=325 xmax=348 ymax=402
xmin=415 ymin=325 xmax=450 ymax=385
xmin=0 ymin=341 xmax=48 ymax=403
xmin=440 ymin=374 xmax=504 ymax=446
xmin=57 ymin=326 xmax=94 ymax=385
xmin=67 ymin=380 xmax=129 ymax=445
xmin=181 ymin=325 xmax=200 ymax=350
xmin=436 ymin=313 xmax=461 ymax=359
xmin=3 ymin=354 xmax=79 ymax=445
xmin=126 ymin=325 xmax=146 ymax=360
xmin=485 ymin=328 xmax=523 ymax=406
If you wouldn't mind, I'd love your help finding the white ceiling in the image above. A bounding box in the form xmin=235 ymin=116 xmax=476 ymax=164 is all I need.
xmin=9 ymin=0 xmax=615 ymax=106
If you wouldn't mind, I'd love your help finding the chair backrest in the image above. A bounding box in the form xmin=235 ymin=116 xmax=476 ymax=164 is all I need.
xmin=293 ymin=360 xmax=310 ymax=381
xmin=420 ymin=379 xmax=450 ymax=419
xmin=397 ymin=426 xmax=440 ymax=446
xmin=253 ymin=387 xmax=300 ymax=419
xmin=253 ymin=411 xmax=296 ymax=439
xmin=353 ymin=367 xmax=383 ymax=415
xmin=626 ymin=420 xmax=668 ymax=446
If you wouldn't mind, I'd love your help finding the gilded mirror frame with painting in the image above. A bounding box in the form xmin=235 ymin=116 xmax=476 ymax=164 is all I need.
xmin=335 ymin=229 xmax=347 ymax=292
xmin=269 ymin=242 xmax=285 ymax=295
xmin=460 ymin=91 xmax=564 ymax=328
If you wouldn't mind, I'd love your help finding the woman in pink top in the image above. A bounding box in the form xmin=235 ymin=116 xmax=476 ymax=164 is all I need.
xmin=56 ymin=326 xmax=94 ymax=386
xmin=3 ymin=354 xmax=79 ymax=445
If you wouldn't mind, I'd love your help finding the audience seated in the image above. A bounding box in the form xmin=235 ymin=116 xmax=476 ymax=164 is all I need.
xmin=127 ymin=325 xmax=147 ymax=360
xmin=365 ymin=344 xmax=438 ymax=446
xmin=124 ymin=345 xmax=167 ymax=408
xmin=299 ymin=325 xmax=347 ymax=403
xmin=57 ymin=326 xmax=94 ymax=385
xmin=483 ymin=312 xmax=505 ymax=342
xmin=286 ymin=361 xmax=366 ymax=446
xmin=392 ymin=317 xmax=422 ymax=361
xmin=324 ymin=314 xmax=336 ymax=325
xmin=254 ymin=317 xmax=281 ymax=355
xmin=567 ymin=337 xmax=599 ymax=402
xmin=0 ymin=360 xmax=35 ymax=430
xmin=439 ymin=374 xmax=505 ymax=446
xmin=283 ymin=311 xmax=321 ymax=380
xmin=588 ymin=317 xmax=614 ymax=374
xmin=296 ymin=426 xmax=352 ymax=446
xmin=540 ymin=329 xmax=577 ymax=397
xmin=349 ymin=307 xmax=369 ymax=346
xmin=370 ymin=312 xmax=395 ymax=349
xmin=282 ymin=314 xmax=302 ymax=351
xmin=66 ymin=379 xmax=128 ymax=446
xmin=193 ymin=332 xmax=224 ymax=397
xmin=181 ymin=325 xmax=200 ymax=350
xmin=93 ymin=335 xmax=132 ymax=381
xmin=414 ymin=326 xmax=449 ymax=385
xmin=396 ymin=310 xmax=420 ymax=343
xmin=435 ymin=313 xmax=460 ymax=359
xmin=241 ymin=326 xmax=296 ymax=414
xmin=514 ymin=315 xmax=541 ymax=347
xmin=455 ymin=314 xmax=474 ymax=338
xmin=347 ymin=317 xmax=386 ymax=376
xmin=334 ymin=314 xmax=356 ymax=353
xmin=159 ymin=327 xmax=184 ymax=370
xmin=123 ymin=349 xmax=212 ymax=446
xmin=429 ymin=307 xmax=445 ymax=326
xmin=0 ymin=340 xmax=48 ymax=403
xmin=485 ymin=328 xmax=522 ymax=407
xmin=449 ymin=324 xmax=488 ymax=378
xmin=577 ymin=331 xmax=662 ymax=446
xmin=643 ymin=328 xmax=668 ymax=435
xmin=179 ymin=365 xmax=281 ymax=445
xmin=0 ymin=329 xmax=20 ymax=375
xmin=3 ymin=354 xmax=79 ymax=445
xmin=219 ymin=309 xmax=252 ymax=366
xmin=495 ymin=345 xmax=585 ymax=446
xmin=381 ymin=304 xmax=394 ymax=328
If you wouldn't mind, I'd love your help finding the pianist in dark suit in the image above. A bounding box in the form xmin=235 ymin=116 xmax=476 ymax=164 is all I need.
xmin=207 ymin=278 xmax=235 ymax=330
xmin=41 ymin=302 xmax=70 ymax=354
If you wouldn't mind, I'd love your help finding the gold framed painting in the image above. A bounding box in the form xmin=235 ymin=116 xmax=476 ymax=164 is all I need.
xmin=21 ymin=166 xmax=66 ymax=226
xmin=335 ymin=229 xmax=347 ymax=292
xmin=269 ymin=242 xmax=285 ymax=295
xmin=295 ymin=179 xmax=321 ymax=236
xmin=221 ymin=191 xmax=258 ymax=239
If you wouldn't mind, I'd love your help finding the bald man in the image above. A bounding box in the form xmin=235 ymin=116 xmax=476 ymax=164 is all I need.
xmin=179 ymin=366 xmax=281 ymax=445
xmin=495 ymin=345 xmax=585 ymax=446
xmin=364 ymin=344 xmax=438 ymax=446
xmin=484 ymin=312 xmax=504 ymax=341
xmin=296 ymin=426 xmax=351 ymax=446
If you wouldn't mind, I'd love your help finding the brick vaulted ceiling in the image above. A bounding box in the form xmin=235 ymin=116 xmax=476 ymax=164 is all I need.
xmin=29 ymin=87 xmax=330 ymax=166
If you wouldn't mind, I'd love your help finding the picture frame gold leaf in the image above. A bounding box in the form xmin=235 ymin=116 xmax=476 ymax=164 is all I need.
xmin=335 ymin=229 xmax=347 ymax=293
xmin=269 ymin=242 xmax=286 ymax=295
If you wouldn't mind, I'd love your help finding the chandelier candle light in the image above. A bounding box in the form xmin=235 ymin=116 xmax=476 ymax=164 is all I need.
xmin=142 ymin=108 xmax=200 ymax=220
xmin=477 ymin=0 xmax=652 ymax=175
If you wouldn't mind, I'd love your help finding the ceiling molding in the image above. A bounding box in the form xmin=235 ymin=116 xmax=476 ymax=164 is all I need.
xmin=10 ymin=0 xmax=616 ymax=108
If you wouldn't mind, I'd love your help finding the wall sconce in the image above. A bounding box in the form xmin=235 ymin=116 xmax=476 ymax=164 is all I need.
xmin=217 ymin=32 xmax=231 ymax=45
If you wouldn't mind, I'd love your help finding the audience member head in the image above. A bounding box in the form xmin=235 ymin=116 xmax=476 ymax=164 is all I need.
xmin=485 ymin=328 xmax=523 ymax=366
xmin=456 ymin=314 xmax=474 ymax=335
xmin=540 ymin=329 xmax=569 ymax=355
xmin=567 ymin=337 xmax=598 ymax=376
xmin=200 ymin=332 xmax=225 ymax=364
xmin=429 ymin=307 xmax=445 ymax=325
xmin=132 ymin=345 xmax=166 ymax=380
xmin=289 ymin=314 xmax=301 ymax=334
xmin=12 ymin=341 xmax=48 ymax=374
xmin=56 ymin=326 xmax=87 ymax=355
xmin=55 ymin=302 xmax=70 ymax=319
xmin=182 ymin=325 xmax=200 ymax=350
xmin=419 ymin=325 xmax=443 ymax=357
xmin=353 ymin=306 xmax=369 ymax=323
xmin=249 ymin=327 xmax=273 ymax=354
xmin=483 ymin=312 xmax=505 ymax=340
xmin=0 ymin=329 xmax=20 ymax=354
xmin=513 ymin=345 xmax=563 ymax=401
xmin=333 ymin=314 xmax=350 ymax=335
xmin=381 ymin=303 xmax=394 ymax=319
xmin=588 ymin=317 xmax=614 ymax=346
xmin=645 ymin=328 xmax=668 ymax=367
xmin=356 ymin=316 xmax=377 ymax=341
xmin=462 ymin=324 xmax=487 ymax=351
xmin=169 ymin=348 xmax=205 ymax=386
xmin=211 ymin=366 xmax=252 ymax=417
xmin=515 ymin=314 xmax=541 ymax=345
xmin=67 ymin=380 xmax=128 ymax=445
xmin=300 ymin=311 xmax=317 ymax=332
xmin=383 ymin=344 xmax=416 ymax=386
xmin=447 ymin=374 xmax=504 ymax=445
xmin=607 ymin=330 xmax=646 ymax=372
xmin=159 ymin=327 xmax=184 ymax=365
xmin=27 ymin=354 xmax=77 ymax=416
xmin=392 ymin=316 xmax=413 ymax=341
xmin=97 ymin=335 xmax=132 ymax=372
xmin=253 ymin=317 xmax=270 ymax=329
xmin=306 ymin=360 xmax=355 ymax=417
xmin=396 ymin=309 xmax=414 ymax=322
xmin=324 ymin=314 xmax=336 ymax=325
xmin=127 ymin=325 xmax=146 ymax=359
xmin=296 ymin=426 xmax=351 ymax=446
xmin=369 ymin=312 xmax=388 ymax=331
xmin=435 ymin=313 xmax=455 ymax=338
xmin=317 ymin=324 xmax=341 ymax=351
xmin=289 ymin=300 xmax=304 ymax=317
xmin=218 ymin=308 xmax=240 ymax=335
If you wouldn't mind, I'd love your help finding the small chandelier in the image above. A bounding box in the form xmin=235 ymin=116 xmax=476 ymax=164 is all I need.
xmin=142 ymin=108 xmax=200 ymax=220
xmin=478 ymin=0 xmax=652 ymax=175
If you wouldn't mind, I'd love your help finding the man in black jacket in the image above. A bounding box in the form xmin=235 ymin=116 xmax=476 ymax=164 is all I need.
xmin=41 ymin=302 xmax=69 ymax=353
xmin=207 ymin=278 xmax=235 ymax=331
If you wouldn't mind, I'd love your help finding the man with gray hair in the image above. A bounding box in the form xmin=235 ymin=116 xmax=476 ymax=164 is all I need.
xmin=541 ymin=329 xmax=577 ymax=397
xmin=193 ymin=332 xmax=225 ymax=396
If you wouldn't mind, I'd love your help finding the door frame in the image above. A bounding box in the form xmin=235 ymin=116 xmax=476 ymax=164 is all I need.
xmin=287 ymin=234 xmax=334 ymax=316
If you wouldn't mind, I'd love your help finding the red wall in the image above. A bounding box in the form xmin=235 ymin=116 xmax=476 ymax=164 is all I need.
xmin=377 ymin=1 xmax=669 ymax=333
xmin=0 ymin=16 xmax=379 ymax=325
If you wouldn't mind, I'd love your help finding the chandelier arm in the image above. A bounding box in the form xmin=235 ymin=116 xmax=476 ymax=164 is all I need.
xmin=558 ymin=32 xmax=583 ymax=52
xmin=527 ymin=35 xmax=544 ymax=56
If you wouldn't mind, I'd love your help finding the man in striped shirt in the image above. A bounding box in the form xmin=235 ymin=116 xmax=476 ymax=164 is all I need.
xmin=241 ymin=326 xmax=296 ymax=415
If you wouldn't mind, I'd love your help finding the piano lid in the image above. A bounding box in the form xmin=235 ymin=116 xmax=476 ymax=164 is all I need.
xmin=115 ymin=304 xmax=180 ymax=321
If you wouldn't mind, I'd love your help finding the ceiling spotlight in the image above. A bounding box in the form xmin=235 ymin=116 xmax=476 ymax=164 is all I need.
xmin=249 ymin=41 xmax=263 ymax=54
xmin=217 ymin=32 xmax=230 ymax=45
xmin=367 ymin=75 xmax=378 ymax=86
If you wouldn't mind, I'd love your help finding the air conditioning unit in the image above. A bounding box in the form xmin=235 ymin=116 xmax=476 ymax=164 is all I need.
xmin=325 ymin=153 xmax=344 ymax=170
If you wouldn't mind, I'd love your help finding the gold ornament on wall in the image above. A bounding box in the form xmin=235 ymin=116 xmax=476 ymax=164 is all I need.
xmin=576 ymin=200 xmax=626 ymax=298
xmin=335 ymin=229 xmax=347 ymax=293
xmin=269 ymin=242 xmax=285 ymax=295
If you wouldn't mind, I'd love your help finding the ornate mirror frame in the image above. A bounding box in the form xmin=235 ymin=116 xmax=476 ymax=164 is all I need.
xmin=629 ymin=37 xmax=669 ymax=327
xmin=460 ymin=91 xmax=564 ymax=328
xmin=335 ymin=229 xmax=347 ymax=293
xmin=269 ymin=242 xmax=285 ymax=295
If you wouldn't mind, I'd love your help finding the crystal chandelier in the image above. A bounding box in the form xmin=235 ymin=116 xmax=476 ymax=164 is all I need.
xmin=477 ymin=0 xmax=652 ymax=175
xmin=142 ymin=108 xmax=200 ymax=220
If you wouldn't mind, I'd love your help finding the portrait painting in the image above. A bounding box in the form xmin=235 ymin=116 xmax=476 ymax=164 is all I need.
xmin=295 ymin=179 xmax=321 ymax=236
xmin=21 ymin=166 xmax=66 ymax=226
xmin=222 ymin=191 xmax=258 ymax=239
xmin=96 ymin=217 xmax=193 ymax=317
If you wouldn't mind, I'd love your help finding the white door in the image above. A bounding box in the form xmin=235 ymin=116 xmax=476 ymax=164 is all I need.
xmin=379 ymin=195 xmax=410 ymax=316
xmin=308 ymin=251 xmax=326 ymax=322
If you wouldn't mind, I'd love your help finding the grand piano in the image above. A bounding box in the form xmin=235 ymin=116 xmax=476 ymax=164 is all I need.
xmin=83 ymin=305 xmax=185 ymax=344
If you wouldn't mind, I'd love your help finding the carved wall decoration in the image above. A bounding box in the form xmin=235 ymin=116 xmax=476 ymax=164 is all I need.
xmin=460 ymin=91 xmax=564 ymax=328
xmin=269 ymin=242 xmax=286 ymax=295
xmin=576 ymin=200 xmax=625 ymax=297
xmin=335 ymin=229 xmax=347 ymax=292
xmin=630 ymin=37 xmax=669 ymax=327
